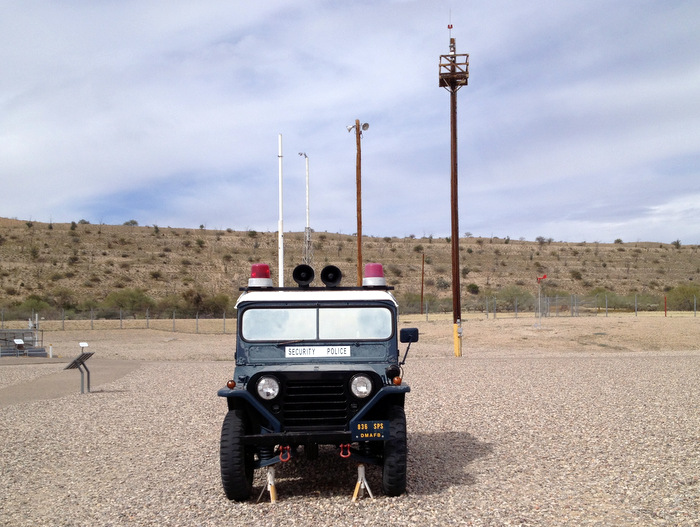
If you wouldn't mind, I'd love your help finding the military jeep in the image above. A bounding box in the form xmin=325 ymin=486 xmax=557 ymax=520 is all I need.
xmin=218 ymin=262 xmax=418 ymax=501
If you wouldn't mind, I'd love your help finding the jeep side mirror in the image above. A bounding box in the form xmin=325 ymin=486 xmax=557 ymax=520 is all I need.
xmin=399 ymin=328 xmax=418 ymax=366
xmin=400 ymin=327 xmax=419 ymax=343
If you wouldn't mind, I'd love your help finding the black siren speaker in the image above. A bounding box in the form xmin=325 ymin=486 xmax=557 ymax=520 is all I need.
xmin=320 ymin=265 xmax=342 ymax=287
xmin=292 ymin=264 xmax=315 ymax=287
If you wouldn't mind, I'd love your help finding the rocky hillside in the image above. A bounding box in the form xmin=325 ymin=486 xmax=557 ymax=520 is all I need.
xmin=1 ymin=217 xmax=698 ymax=316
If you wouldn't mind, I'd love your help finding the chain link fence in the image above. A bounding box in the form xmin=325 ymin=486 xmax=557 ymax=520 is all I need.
xmin=1 ymin=293 xmax=697 ymax=334
xmin=416 ymin=294 xmax=697 ymax=319
xmin=1 ymin=308 xmax=234 ymax=334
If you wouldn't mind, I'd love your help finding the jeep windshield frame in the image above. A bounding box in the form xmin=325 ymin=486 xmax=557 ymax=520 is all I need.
xmin=240 ymin=304 xmax=394 ymax=343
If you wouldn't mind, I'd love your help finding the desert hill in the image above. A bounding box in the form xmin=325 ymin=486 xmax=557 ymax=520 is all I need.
xmin=0 ymin=217 xmax=698 ymax=317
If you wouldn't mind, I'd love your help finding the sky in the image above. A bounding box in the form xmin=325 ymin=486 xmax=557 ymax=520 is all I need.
xmin=2 ymin=1 xmax=700 ymax=244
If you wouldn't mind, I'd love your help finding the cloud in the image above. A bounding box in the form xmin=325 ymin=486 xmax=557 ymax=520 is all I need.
xmin=1 ymin=1 xmax=699 ymax=244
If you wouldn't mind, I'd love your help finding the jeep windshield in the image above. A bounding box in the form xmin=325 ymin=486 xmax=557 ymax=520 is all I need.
xmin=241 ymin=306 xmax=393 ymax=342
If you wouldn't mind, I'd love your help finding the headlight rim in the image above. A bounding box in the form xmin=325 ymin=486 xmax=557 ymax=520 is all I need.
xmin=349 ymin=373 xmax=373 ymax=399
xmin=256 ymin=375 xmax=281 ymax=401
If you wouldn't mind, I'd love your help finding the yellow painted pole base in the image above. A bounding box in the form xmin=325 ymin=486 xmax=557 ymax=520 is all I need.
xmin=453 ymin=323 xmax=462 ymax=357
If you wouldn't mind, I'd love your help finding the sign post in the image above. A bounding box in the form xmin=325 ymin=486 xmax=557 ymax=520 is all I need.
xmin=64 ymin=342 xmax=93 ymax=394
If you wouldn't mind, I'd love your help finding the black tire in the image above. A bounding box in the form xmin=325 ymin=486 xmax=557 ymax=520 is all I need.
xmin=382 ymin=404 xmax=407 ymax=496
xmin=220 ymin=410 xmax=254 ymax=501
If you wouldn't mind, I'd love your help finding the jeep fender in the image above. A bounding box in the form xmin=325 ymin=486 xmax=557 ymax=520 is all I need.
xmin=218 ymin=383 xmax=409 ymax=433
xmin=349 ymin=384 xmax=410 ymax=425
xmin=217 ymin=387 xmax=282 ymax=432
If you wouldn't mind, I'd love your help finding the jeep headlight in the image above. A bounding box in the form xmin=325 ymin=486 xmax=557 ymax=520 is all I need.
xmin=256 ymin=376 xmax=280 ymax=400
xmin=350 ymin=374 xmax=373 ymax=399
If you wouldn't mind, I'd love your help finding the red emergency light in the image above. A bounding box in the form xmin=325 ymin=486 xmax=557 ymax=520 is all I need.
xmin=363 ymin=263 xmax=386 ymax=287
xmin=249 ymin=263 xmax=273 ymax=288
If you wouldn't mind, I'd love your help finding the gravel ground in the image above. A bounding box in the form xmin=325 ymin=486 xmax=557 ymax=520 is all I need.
xmin=0 ymin=363 xmax=62 ymax=390
xmin=1 ymin=321 xmax=699 ymax=526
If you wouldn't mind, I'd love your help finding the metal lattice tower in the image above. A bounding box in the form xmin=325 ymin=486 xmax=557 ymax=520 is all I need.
xmin=299 ymin=152 xmax=313 ymax=266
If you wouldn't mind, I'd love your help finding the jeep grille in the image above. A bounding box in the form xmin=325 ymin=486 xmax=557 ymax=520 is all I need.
xmin=283 ymin=377 xmax=349 ymax=430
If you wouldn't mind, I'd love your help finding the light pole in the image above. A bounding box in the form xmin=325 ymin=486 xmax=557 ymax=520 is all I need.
xmin=347 ymin=119 xmax=369 ymax=286
xmin=298 ymin=152 xmax=312 ymax=265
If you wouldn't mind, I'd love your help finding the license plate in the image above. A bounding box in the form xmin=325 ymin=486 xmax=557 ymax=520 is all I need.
xmin=351 ymin=420 xmax=389 ymax=441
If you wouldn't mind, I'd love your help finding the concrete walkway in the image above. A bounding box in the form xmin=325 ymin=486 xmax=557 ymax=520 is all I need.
xmin=0 ymin=358 xmax=142 ymax=408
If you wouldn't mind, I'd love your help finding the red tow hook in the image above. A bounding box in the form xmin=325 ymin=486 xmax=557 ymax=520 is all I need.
xmin=279 ymin=445 xmax=291 ymax=462
xmin=339 ymin=443 xmax=351 ymax=458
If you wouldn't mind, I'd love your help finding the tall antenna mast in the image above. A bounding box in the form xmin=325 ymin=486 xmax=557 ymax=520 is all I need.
xmin=299 ymin=152 xmax=313 ymax=265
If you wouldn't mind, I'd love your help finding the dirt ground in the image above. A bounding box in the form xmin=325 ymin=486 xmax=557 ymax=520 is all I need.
xmin=3 ymin=312 xmax=697 ymax=405
xmin=2 ymin=313 xmax=698 ymax=526
xmin=22 ymin=311 xmax=700 ymax=363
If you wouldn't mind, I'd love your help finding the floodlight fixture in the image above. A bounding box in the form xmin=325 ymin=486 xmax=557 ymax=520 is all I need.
xmin=347 ymin=122 xmax=369 ymax=134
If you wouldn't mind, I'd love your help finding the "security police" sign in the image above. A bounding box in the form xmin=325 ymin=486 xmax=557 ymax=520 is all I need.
xmin=285 ymin=346 xmax=351 ymax=358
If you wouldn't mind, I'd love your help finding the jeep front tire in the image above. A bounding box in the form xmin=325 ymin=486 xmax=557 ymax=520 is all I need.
xmin=220 ymin=410 xmax=254 ymax=501
xmin=381 ymin=404 xmax=407 ymax=496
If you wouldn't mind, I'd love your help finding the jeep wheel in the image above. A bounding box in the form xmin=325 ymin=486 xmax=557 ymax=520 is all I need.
xmin=220 ymin=410 xmax=254 ymax=501
xmin=382 ymin=404 xmax=407 ymax=496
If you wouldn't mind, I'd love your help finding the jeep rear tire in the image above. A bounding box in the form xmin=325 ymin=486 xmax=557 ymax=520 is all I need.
xmin=220 ymin=410 xmax=254 ymax=501
xmin=381 ymin=404 xmax=407 ymax=496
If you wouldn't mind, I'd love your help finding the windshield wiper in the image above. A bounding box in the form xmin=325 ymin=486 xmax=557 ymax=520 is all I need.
xmin=275 ymin=340 xmax=304 ymax=347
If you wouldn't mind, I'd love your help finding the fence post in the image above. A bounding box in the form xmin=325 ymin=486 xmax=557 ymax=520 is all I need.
xmin=493 ymin=298 xmax=497 ymax=319
xmin=605 ymin=294 xmax=608 ymax=317
xmin=120 ymin=308 xmax=123 ymax=329
xmin=223 ymin=311 xmax=226 ymax=333
xmin=147 ymin=308 xmax=150 ymax=329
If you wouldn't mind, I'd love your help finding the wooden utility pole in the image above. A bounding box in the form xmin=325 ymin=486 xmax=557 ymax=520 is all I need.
xmin=420 ymin=252 xmax=425 ymax=315
xmin=439 ymin=34 xmax=469 ymax=357
xmin=355 ymin=119 xmax=363 ymax=286
xmin=349 ymin=119 xmax=369 ymax=286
